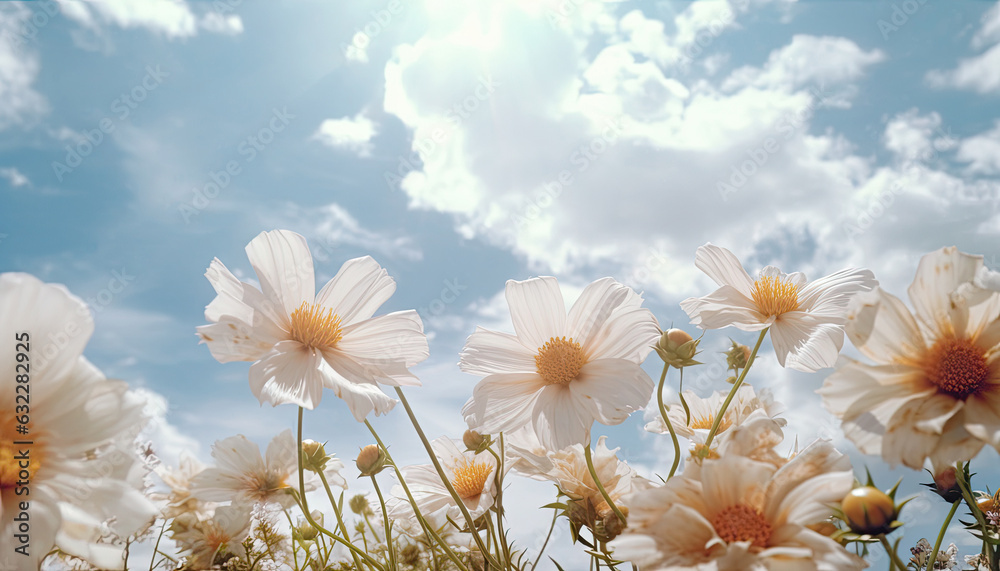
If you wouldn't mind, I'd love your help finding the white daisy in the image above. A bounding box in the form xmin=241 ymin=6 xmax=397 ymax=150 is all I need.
xmin=190 ymin=429 xmax=346 ymax=508
xmin=0 ymin=273 xmax=158 ymax=571
xmin=644 ymin=385 xmax=785 ymax=450
xmin=819 ymin=247 xmax=1000 ymax=470
xmin=680 ymin=243 xmax=877 ymax=372
xmin=389 ymin=437 xmax=499 ymax=533
xmin=461 ymin=277 xmax=660 ymax=450
xmin=171 ymin=503 xmax=252 ymax=569
xmin=610 ymin=440 xmax=864 ymax=570
xmin=197 ymin=229 xmax=429 ymax=419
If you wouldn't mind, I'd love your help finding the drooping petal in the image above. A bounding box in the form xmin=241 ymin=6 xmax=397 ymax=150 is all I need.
xmin=770 ymin=314 xmax=844 ymax=372
xmin=571 ymin=359 xmax=654 ymax=425
xmin=245 ymin=230 xmax=315 ymax=318
xmin=320 ymin=352 xmax=398 ymax=420
xmin=314 ymin=256 xmax=396 ymax=326
xmin=505 ymin=277 xmax=567 ymax=350
xmin=531 ymin=384 xmax=595 ymax=450
xmin=459 ymin=327 xmax=537 ymax=377
xmin=694 ymin=243 xmax=755 ymax=296
xmin=463 ymin=373 xmax=546 ymax=435
xmin=248 ymin=341 xmax=327 ymax=409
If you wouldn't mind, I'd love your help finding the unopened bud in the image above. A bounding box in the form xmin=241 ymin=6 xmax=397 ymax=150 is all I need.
xmin=928 ymin=467 xmax=963 ymax=503
xmin=356 ymin=444 xmax=388 ymax=477
xmin=653 ymin=328 xmax=701 ymax=368
xmin=598 ymin=502 xmax=629 ymax=539
xmin=463 ymin=429 xmax=491 ymax=453
xmin=399 ymin=544 xmax=422 ymax=566
xmin=841 ymin=487 xmax=897 ymax=535
xmin=349 ymin=493 xmax=371 ymax=516
xmin=301 ymin=440 xmax=329 ymax=473
xmin=725 ymin=339 xmax=751 ymax=371
xmin=296 ymin=511 xmax=322 ymax=541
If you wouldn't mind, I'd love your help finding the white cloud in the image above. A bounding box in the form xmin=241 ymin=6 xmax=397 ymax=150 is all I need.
xmin=345 ymin=32 xmax=370 ymax=63
xmin=973 ymin=2 xmax=1000 ymax=50
xmin=883 ymin=109 xmax=946 ymax=162
xmin=313 ymin=114 xmax=378 ymax=157
xmin=0 ymin=167 xmax=30 ymax=188
xmin=198 ymin=11 xmax=243 ymax=36
xmin=957 ymin=121 xmax=1000 ymax=175
xmin=56 ymin=0 xmax=244 ymax=40
xmin=0 ymin=5 xmax=47 ymax=129
xmin=926 ymin=5 xmax=1000 ymax=94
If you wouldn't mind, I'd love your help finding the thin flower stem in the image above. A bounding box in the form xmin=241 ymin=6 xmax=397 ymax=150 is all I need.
xmin=317 ymin=470 xmax=364 ymax=567
xmin=280 ymin=510 xmax=301 ymax=571
xmin=655 ymin=362 xmax=682 ymax=480
xmin=148 ymin=520 xmax=166 ymax=571
xmin=954 ymin=462 xmax=999 ymax=571
xmin=394 ymin=387 xmax=504 ymax=570
xmin=365 ymin=418 xmax=472 ymax=571
xmin=531 ymin=508 xmax=559 ymax=570
xmin=678 ymin=367 xmax=691 ymax=426
xmin=926 ymin=499 xmax=960 ymax=571
xmin=584 ymin=441 xmax=625 ymax=525
xmin=486 ymin=437 xmax=513 ymax=568
xmin=369 ymin=474 xmax=396 ymax=569
xmin=296 ymin=407 xmax=382 ymax=571
xmin=878 ymin=534 xmax=907 ymax=571
xmin=703 ymin=328 xmax=768 ymax=450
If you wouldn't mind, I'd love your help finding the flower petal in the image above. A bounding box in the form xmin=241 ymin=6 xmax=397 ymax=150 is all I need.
xmin=463 ymin=373 xmax=545 ymax=435
xmin=770 ymin=314 xmax=844 ymax=372
xmin=245 ymin=229 xmax=315 ymax=318
xmin=320 ymin=352 xmax=399 ymax=420
xmin=531 ymin=384 xmax=594 ymax=450
xmin=883 ymin=393 xmax=963 ymax=469
xmin=248 ymin=341 xmax=326 ymax=409
xmin=907 ymin=246 xmax=982 ymax=337
xmin=694 ymin=243 xmax=755 ymax=296
xmin=314 ymin=256 xmax=396 ymax=326
xmin=505 ymin=277 xmax=567 ymax=350
xmin=571 ymin=359 xmax=654 ymax=425
xmin=459 ymin=327 xmax=537 ymax=377
xmin=197 ymin=318 xmax=282 ymax=363
xmin=681 ymin=285 xmax=767 ymax=331
xmin=844 ymin=288 xmax=925 ymax=365
xmin=796 ymin=268 xmax=877 ymax=314
xmin=565 ymin=278 xmax=629 ymax=347
xmin=337 ymin=310 xmax=429 ymax=384
xmin=964 ymin=385 xmax=1000 ymax=448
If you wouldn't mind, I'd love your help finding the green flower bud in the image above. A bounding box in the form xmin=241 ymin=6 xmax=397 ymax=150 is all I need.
xmin=653 ymin=328 xmax=702 ymax=368
xmin=725 ymin=339 xmax=751 ymax=371
xmin=463 ymin=429 xmax=492 ymax=454
xmin=301 ymin=439 xmax=329 ymax=473
xmin=356 ymin=444 xmax=388 ymax=477
xmin=841 ymin=487 xmax=897 ymax=535
xmin=349 ymin=493 xmax=371 ymax=516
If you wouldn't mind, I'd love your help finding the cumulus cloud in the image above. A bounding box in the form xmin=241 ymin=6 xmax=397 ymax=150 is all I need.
xmin=926 ymin=4 xmax=1000 ymax=94
xmin=956 ymin=121 xmax=1000 ymax=175
xmin=0 ymin=167 xmax=30 ymax=188
xmin=55 ymin=0 xmax=243 ymax=40
xmin=313 ymin=114 xmax=378 ymax=157
xmin=0 ymin=5 xmax=47 ymax=129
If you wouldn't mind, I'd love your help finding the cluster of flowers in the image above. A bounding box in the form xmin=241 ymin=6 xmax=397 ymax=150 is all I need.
xmin=4 ymin=229 xmax=1000 ymax=571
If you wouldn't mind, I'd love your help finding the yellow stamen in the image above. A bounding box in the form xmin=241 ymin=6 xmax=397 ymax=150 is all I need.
xmin=0 ymin=417 xmax=41 ymax=489
xmin=689 ymin=414 xmax=731 ymax=432
xmin=451 ymin=459 xmax=492 ymax=499
xmin=750 ymin=275 xmax=800 ymax=317
xmin=713 ymin=504 xmax=772 ymax=549
xmin=535 ymin=336 xmax=587 ymax=385
xmin=289 ymin=301 xmax=344 ymax=350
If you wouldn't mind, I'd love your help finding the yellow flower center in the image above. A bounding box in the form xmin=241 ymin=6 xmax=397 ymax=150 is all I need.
xmin=750 ymin=275 xmax=800 ymax=317
xmin=713 ymin=504 xmax=771 ymax=549
xmin=289 ymin=301 xmax=344 ymax=350
xmin=689 ymin=414 xmax=731 ymax=431
xmin=0 ymin=417 xmax=41 ymax=489
xmin=535 ymin=336 xmax=587 ymax=385
xmin=243 ymin=471 xmax=291 ymax=503
xmin=451 ymin=459 xmax=492 ymax=499
xmin=923 ymin=336 xmax=990 ymax=399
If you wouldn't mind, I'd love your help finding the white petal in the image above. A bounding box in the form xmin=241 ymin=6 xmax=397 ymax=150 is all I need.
xmin=505 ymin=277 xmax=567 ymax=350
xmin=844 ymin=288 xmax=925 ymax=365
xmin=265 ymin=429 xmax=298 ymax=474
xmin=459 ymin=327 xmax=537 ymax=377
xmin=248 ymin=341 xmax=326 ymax=409
xmin=531 ymin=384 xmax=594 ymax=450
xmin=320 ymin=352 xmax=398 ymax=420
xmin=583 ymin=304 xmax=660 ymax=363
xmin=964 ymin=386 xmax=1000 ymax=448
xmin=565 ymin=278 xmax=628 ymax=347
xmin=701 ymin=456 xmax=775 ymax=517
xmin=245 ymin=229 xmax=315 ymax=317
xmin=681 ymin=285 xmax=768 ymax=331
xmin=197 ymin=318 xmax=281 ymax=363
xmin=770 ymin=314 xmax=844 ymax=372
xmin=883 ymin=394 xmax=963 ymax=469
xmin=336 ymin=310 xmax=428 ymax=384
xmin=314 ymin=256 xmax=396 ymax=326
xmin=796 ymin=267 xmax=877 ymax=314
xmin=463 ymin=373 xmax=545 ymax=434
xmin=571 ymin=359 xmax=654 ymax=425
xmin=695 ymin=243 xmax=755 ymax=296
xmin=907 ymin=247 xmax=982 ymax=337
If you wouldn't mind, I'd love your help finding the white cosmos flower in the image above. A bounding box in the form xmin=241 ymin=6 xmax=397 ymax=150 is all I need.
xmin=610 ymin=440 xmax=864 ymax=570
xmin=388 ymin=437 xmax=500 ymax=534
xmin=461 ymin=277 xmax=660 ymax=450
xmin=680 ymin=243 xmax=877 ymax=372
xmin=197 ymin=229 xmax=429 ymax=419
xmin=644 ymin=385 xmax=785 ymax=450
xmin=819 ymin=247 xmax=1000 ymax=470
xmin=152 ymin=453 xmax=215 ymax=520
xmin=171 ymin=503 xmax=252 ymax=569
xmin=190 ymin=429 xmax=345 ymax=508
xmin=0 ymin=273 xmax=158 ymax=571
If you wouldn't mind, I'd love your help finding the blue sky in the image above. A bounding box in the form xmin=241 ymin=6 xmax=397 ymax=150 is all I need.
xmin=2 ymin=0 xmax=1000 ymax=567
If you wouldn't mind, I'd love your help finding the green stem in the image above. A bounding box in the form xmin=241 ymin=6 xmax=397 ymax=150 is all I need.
xmin=678 ymin=367 xmax=691 ymax=426
xmin=317 ymin=470 xmax=363 ymax=569
xmin=365 ymin=418 xmax=471 ymax=571
xmin=955 ymin=462 xmax=999 ymax=571
xmin=394 ymin=387 xmax=503 ymax=570
xmin=584 ymin=441 xmax=625 ymax=525
xmin=295 ymin=407 xmax=382 ymax=571
xmin=280 ymin=510 xmax=301 ymax=571
xmin=655 ymin=362 xmax=682 ymax=480
xmin=486 ymin=437 xmax=512 ymax=567
xmin=926 ymin=500 xmax=960 ymax=571
xmin=703 ymin=328 xmax=767 ymax=450
xmin=369 ymin=474 xmax=395 ymax=569
xmin=878 ymin=534 xmax=906 ymax=571
xmin=531 ymin=508 xmax=559 ymax=570
xmin=148 ymin=520 xmax=166 ymax=571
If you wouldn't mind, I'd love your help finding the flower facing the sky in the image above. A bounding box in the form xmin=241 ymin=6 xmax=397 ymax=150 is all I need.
xmin=197 ymin=229 xmax=429 ymax=419
xmin=190 ymin=429 xmax=346 ymax=508
xmin=819 ymin=247 xmax=1000 ymax=470
xmin=610 ymin=440 xmax=864 ymax=570
xmin=388 ymin=437 xmax=500 ymax=533
xmin=0 ymin=273 xmax=158 ymax=571
xmin=680 ymin=243 xmax=877 ymax=372
xmin=461 ymin=277 xmax=660 ymax=450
